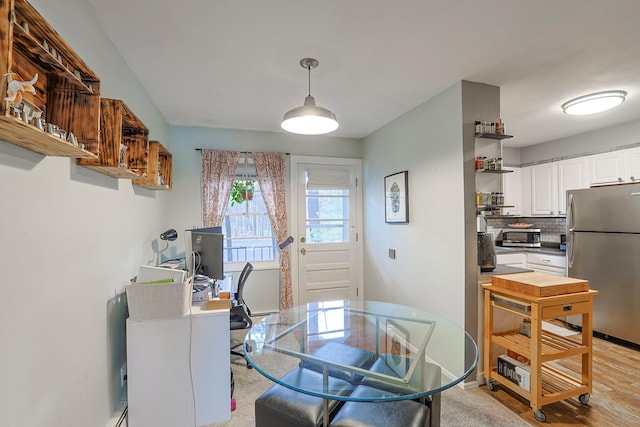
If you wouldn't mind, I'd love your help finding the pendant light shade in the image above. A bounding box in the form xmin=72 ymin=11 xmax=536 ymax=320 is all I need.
xmin=281 ymin=58 xmax=338 ymax=135
xmin=562 ymin=91 xmax=627 ymax=115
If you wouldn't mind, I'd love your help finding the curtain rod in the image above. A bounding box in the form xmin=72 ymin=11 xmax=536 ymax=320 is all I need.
xmin=195 ymin=149 xmax=289 ymax=155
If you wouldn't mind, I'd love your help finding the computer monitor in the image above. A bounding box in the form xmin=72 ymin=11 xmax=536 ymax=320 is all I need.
xmin=185 ymin=229 xmax=224 ymax=280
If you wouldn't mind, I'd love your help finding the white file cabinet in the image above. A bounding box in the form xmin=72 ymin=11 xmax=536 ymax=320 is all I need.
xmin=127 ymin=306 xmax=230 ymax=427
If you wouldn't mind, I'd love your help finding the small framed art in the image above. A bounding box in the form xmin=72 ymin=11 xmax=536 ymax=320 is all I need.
xmin=384 ymin=171 xmax=409 ymax=223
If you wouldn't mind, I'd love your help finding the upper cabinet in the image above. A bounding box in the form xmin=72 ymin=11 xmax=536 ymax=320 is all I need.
xmin=557 ymin=157 xmax=590 ymax=215
xmin=501 ymin=167 xmax=522 ymax=216
xmin=0 ymin=0 xmax=100 ymax=158
xmin=588 ymin=151 xmax=626 ymax=186
xmin=530 ymin=162 xmax=558 ymax=216
xmin=626 ymin=147 xmax=640 ymax=182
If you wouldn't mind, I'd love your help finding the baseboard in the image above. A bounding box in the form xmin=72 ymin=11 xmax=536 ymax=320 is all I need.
xmin=106 ymin=402 xmax=127 ymax=427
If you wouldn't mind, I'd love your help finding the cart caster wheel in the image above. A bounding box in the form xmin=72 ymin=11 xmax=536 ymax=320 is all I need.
xmin=579 ymin=393 xmax=590 ymax=405
xmin=533 ymin=409 xmax=546 ymax=422
xmin=486 ymin=379 xmax=496 ymax=392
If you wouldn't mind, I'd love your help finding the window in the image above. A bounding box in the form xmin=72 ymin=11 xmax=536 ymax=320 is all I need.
xmin=222 ymin=178 xmax=278 ymax=265
xmin=305 ymin=170 xmax=351 ymax=244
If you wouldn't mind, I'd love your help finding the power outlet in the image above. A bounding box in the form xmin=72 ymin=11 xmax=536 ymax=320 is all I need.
xmin=120 ymin=363 xmax=127 ymax=387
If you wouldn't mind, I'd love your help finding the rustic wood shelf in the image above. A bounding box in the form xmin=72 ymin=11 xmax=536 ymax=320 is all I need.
xmin=133 ymin=140 xmax=173 ymax=190
xmin=0 ymin=0 xmax=101 ymax=158
xmin=0 ymin=115 xmax=96 ymax=158
xmin=78 ymin=98 xmax=148 ymax=179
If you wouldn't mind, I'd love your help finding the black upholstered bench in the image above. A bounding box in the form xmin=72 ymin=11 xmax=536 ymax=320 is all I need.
xmin=301 ymin=341 xmax=376 ymax=383
xmin=255 ymin=367 xmax=351 ymax=427
xmin=328 ymin=385 xmax=431 ymax=427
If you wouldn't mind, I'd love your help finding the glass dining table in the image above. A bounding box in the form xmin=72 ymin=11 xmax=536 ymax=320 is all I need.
xmin=244 ymin=300 xmax=478 ymax=427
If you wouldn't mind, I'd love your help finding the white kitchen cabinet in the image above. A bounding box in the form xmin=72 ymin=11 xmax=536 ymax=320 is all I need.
xmin=624 ymin=146 xmax=640 ymax=182
xmin=526 ymin=252 xmax=566 ymax=276
xmin=530 ymin=162 xmax=558 ymax=216
xmin=127 ymin=306 xmax=231 ymax=427
xmin=557 ymin=157 xmax=590 ymax=215
xmin=496 ymin=252 xmax=527 ymax=268
xmin=588 ymin=151 xmax=626 ymax=186
xmin=501 ymin=167 xmax=522 ymax=216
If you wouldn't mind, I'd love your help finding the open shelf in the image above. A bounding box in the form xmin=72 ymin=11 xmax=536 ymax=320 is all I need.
xmin=133 ymin=140 xmax=173 ymax=190
xmin=1 ymin=0 xmax=101 ymax=158
xmin=78 ymin=98 xmax=148 ymax=179
xmin=475 ymin=132 xmax=513 ymax=140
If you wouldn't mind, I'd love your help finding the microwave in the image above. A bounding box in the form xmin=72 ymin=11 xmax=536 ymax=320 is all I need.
xmin=501 ymin=229 xmax=541 ymax=247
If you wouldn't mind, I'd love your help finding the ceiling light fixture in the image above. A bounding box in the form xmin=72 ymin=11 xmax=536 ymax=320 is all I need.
xmin=562 ymin=90 xmax=627 ymax=115
xmin=281 ymin=58 xmax=338 ymax=135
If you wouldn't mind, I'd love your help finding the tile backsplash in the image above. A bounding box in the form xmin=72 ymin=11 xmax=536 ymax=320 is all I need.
xmin=484 ymin=217 xmax=566 ymax=244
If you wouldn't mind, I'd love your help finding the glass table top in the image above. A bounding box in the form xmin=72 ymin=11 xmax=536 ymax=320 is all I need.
xmin=244 ymin=300 xmax=478 ymax=401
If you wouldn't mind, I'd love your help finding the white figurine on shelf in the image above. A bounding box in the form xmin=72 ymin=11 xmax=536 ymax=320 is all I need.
xmin=4 ymin=72 xmax=38 ymax=105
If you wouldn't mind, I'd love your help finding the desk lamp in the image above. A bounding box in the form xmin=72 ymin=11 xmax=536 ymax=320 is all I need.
xmin=157 ymin=228 xmax=178 ymax=266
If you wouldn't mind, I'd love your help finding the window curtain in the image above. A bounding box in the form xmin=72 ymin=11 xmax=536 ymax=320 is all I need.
xmin=201 ymin=150 xmax=240 ymax=227
xmin=253 ymin=152 xmax=293 ymax=310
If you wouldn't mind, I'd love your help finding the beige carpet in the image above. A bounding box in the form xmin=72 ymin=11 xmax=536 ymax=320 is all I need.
xmin=208 ymin=335 xmax=532 ymax=427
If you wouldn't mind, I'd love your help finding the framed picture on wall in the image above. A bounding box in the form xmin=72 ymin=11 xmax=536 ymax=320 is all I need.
xmin=384 ymin=171 xmax=409 ymax=223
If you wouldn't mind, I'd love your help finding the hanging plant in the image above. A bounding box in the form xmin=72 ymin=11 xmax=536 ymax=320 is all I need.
xmin=230 ymin=180 xmax=255 ymax=206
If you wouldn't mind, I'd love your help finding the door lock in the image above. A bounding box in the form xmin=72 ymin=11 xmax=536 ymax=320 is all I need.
xmin=300 ymin=248 xmax=306 ymax=255
xmin=300 ymin=237 xmax=306 ymax=243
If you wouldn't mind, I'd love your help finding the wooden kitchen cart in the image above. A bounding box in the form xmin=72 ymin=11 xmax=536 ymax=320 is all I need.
xmin=482 ymin=272 xmax=598 ymax=422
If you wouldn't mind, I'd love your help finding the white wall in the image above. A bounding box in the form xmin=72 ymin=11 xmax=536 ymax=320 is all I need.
xmin=520 ymin=119 xmax=640 ymax=164
xmin=362 ymin=83 xmax=466 ymax=324
xmin=0 ymin=0 xmax=169 ymax=426
xmin=164 ymin=126 xmax=363 ymax=313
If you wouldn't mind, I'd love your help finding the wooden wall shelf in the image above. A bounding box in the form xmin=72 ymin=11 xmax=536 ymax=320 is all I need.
xmin=133 ymin=140 xmax=173 ymax=190
xmin=0 ymin=0 xmax=101 ymax=158
xmin=78 ymin=98 xmax=149 ymax=179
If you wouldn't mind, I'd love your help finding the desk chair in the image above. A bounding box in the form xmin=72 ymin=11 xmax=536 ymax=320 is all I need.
xmin=230 ymin=262 xmax=254 ymax=368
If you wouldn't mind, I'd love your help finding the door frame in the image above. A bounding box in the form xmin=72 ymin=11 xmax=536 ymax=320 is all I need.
xmin=289 ymin=155 xmax=364 ymax=306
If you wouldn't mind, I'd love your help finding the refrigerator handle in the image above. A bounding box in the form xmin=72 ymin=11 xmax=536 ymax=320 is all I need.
xmin=567 ymin=193 xmax=575 ymax=268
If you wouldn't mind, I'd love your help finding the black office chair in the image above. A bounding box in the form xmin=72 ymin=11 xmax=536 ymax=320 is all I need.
xmin=230 ymin=262 xmax=254 ymax=368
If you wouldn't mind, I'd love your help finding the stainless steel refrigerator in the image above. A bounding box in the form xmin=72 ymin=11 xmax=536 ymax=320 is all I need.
xmin=567 ymin=183 xmax=640 ymax=346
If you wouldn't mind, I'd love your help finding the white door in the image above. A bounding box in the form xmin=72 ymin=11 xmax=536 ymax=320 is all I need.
xmin=531 ymin=162 xmax=558 ymax=215
xmin=290 ymin=156 xmax=363 ymax=306
xmin=557 ymin=158 xmax=589 ymax=215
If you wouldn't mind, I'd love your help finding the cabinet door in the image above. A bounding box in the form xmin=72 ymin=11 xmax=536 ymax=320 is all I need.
xmin=502 ymin=167 xmax=522 ymax=216
xmin=531 ymin=163 xmax=558 ymax=216
xmin=557 ymin=158 xmax=589 ymax=215
xmin=589 ymin=151 xmax=626 ymax=186
xmin=625 ymin=147 xmax=640 ymax=182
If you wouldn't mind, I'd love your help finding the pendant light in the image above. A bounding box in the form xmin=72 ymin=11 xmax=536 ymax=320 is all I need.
xmin=562 ymin=91 xmax=627 ymax=115
xmin=281 ymin=58 xmax=339 ymax=135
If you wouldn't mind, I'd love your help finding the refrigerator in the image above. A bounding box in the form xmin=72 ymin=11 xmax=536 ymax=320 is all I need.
xmin=566 ymin=183 xmax=640 ymax=346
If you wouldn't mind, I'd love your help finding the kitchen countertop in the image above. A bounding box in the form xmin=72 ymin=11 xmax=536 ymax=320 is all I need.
xmin=478 ymin=264 xmax=534 ymax=284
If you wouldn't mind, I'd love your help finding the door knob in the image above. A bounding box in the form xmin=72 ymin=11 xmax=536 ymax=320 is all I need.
xmin=300 ymin=237 xmax=306 ymax=243
xmin=300 ymin=248 xmax=306 ymax=255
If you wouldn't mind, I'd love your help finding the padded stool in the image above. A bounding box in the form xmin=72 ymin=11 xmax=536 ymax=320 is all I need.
xmin=301 ymin=341 xmax=376 ymax=383
xmin=255 ymin=367 xmax=352 ymax=427
xmin=328 ymin=385 xmax=431 ymax=427
xmin=361 ymin=356 xmax=442 ymax=427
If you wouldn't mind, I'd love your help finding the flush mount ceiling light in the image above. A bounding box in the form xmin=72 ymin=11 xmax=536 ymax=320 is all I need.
xmin=281 ymin=58 xmax=338 ymax=135
xmin=562 ymin=90 xmax=627 ymax=115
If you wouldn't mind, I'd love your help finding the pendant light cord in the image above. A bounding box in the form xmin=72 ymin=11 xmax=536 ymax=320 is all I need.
xmin=307 ymin=65 xmax=311 ymax=96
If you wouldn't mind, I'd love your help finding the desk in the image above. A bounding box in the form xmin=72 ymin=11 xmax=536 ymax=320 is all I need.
xmin=245 ymin=300 xmax=478 ymax=426
xmin=126 ymin=304 xmax=230 ymax=427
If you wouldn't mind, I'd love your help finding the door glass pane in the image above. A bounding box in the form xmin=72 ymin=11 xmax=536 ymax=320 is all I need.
xmin=305 ymin=187 xmax=349 ymax=243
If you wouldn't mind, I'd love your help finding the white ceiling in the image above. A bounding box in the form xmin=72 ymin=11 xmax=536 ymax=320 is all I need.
xmin=83 ymin=0 xmax=640 ymax=148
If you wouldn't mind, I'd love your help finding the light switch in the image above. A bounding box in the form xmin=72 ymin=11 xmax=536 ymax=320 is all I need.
xmin=388 ymin=249 xmax=396 ymax=259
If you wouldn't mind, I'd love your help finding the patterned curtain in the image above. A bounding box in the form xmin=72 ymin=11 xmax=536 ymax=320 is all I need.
xmin=201 ymin=150 xmax=240 ymax=227
xmin=253 ymin=152 xmax=293 ymax=309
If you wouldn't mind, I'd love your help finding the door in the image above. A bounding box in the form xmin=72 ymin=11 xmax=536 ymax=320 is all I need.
xmin=557 ymin=158 xmax=589 ymax=215
xmin=290 ymin=156 xmax=363 ymax=305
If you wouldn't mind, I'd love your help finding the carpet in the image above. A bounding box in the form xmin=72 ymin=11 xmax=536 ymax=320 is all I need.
xmin=207 ymin=349 xmax=532 ymax=426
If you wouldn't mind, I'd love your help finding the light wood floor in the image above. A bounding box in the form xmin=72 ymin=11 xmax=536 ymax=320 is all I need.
xmin=479 ymin=322 xmax=640 ymax=426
